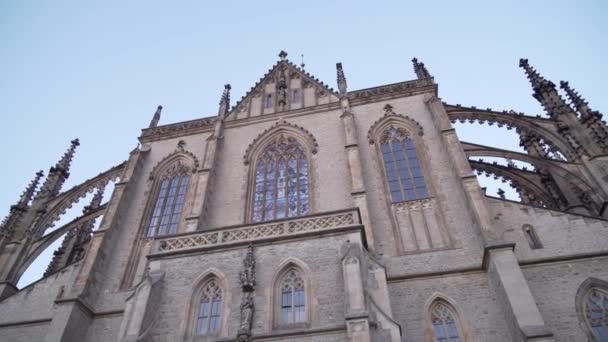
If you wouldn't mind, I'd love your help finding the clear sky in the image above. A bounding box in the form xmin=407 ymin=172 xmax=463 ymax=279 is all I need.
xmin=1 ymin=0 xmax=606 ymax=287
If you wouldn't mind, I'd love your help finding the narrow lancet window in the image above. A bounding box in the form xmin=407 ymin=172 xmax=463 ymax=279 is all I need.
xmin=196 ymin=278 xmax=223 ymax=335
xmin=280 ymin=268 xmax=306 ymax=324
xmin=522 ymin=224 xmax=543 ymax=249
xmin=381 ymin=127 xmax=428 ymax=202
xmin=584 ymin=288 xmax=608 ymax=341
xmin=147 ymin=163 xmax=190 ymax=237
xmin=292 ymin=89 xmax=300 ymax=103
xmin=265 ymin=94 xmax=274 ymax=108
xmin=252 ymin=135 xmax=309 ymax=222
xmin=431 ymin=302 xmax=462 ymax=342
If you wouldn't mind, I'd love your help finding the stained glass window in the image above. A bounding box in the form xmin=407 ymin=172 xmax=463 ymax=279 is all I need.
xmin=280 ymin=268 xmax=306 ymax=324
xmin=147 ymin=163 xmax=190 ymax=237
xmin=584 ymin=288 xmax=608 ymax=341
xmin=253 ymin=135 xmax=309 ymax=222
xmin=431 ymin=302 xmax=461 ymax=342
xmin=196 ymin=278 xmax=222 ymax=335
xmin=380 ymin=127 xmax=428 ymax=202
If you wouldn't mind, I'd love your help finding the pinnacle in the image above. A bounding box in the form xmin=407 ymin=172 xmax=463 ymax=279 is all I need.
xmin=17 ymin=170 xmax=44 ymax=206
xmin=55 ymin=139 xmax=80 ymax=172
xmin=336 ymin=62 xmax=347 ymax=95
xmin=412 ymin=57 xmax=432 ymax=80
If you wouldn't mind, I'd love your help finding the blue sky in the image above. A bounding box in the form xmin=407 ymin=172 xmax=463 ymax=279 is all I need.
xmin=1 ymin=1 xmax=606 ymax=286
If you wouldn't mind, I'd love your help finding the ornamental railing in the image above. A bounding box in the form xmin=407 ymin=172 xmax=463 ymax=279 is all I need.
xmin=153 ymin=208 xmax=361 ymax=254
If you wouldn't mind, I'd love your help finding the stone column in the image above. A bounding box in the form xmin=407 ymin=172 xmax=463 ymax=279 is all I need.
xmin=342 ymin=243 xmax=372 ymax=342
xmin=486 ymin=246 xmax=554 ymax=341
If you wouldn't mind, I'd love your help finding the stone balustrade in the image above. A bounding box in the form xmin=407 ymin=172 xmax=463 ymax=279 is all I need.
xmin=152 ymin=208 xmax=361 ymax=255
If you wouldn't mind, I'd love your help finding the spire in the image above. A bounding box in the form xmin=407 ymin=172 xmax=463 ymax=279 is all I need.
xmin=149 ymin=105 xmax=162 ymax=128
xmin=518 ymin=58 xmax=547 ymax=90
xmin=559 ymin=81 xmax=602 ymax=120
xmin=218 ymin=84 xmax=231 ymax=118
xmin=38 ymin=139 xmax=80 ymax=198
xmin=336 ymin=62 xmax=348 ymax=95
xmin=17 ymin=170 xmax=44 ymax=208
xmin=54 ymin=139 xmax=80 ymax=174
xmin=412 ymin=57 xmax=432 ymax=80
xmin=518 ymin=58 xmax=573 ymax=118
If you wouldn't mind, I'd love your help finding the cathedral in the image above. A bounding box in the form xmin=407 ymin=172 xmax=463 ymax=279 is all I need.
xmin=1 ymin=51 xmax=607 ymax=342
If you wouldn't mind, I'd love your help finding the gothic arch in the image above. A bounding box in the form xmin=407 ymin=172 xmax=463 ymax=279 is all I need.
xmin=242 ymin=120 xmax=319 ymax=166
xmin=243 ymin=121 xmax=317 ymax=223
xmin=149 ymin=149 xmax=200 ymax=180
xmin=423 ymin=293 xmax=472 ymax=342
xmin=183 ymin=268 xmax=229 ymax=339
xmin=575 ymin=277 xmax=608 ymax=341
xmin=270 ymin=258 xmax=312 ymax=329
xmin=367 ymin=111 xmax=424 ymax=145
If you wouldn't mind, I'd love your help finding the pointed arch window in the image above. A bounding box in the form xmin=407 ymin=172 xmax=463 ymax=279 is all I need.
xmin=147 ymin=162 xmax=190 ymax=237
xmin=265 ymin=94 xmax=274 ymax=108
xmin=380 ymin=127 xmax=428 ymax=202
xmin=252 ymin=135 xmax=309 ymax=222
xmin=431 ymin=302 xmax=462 ymax=342
xmin=583 ymin=287 xmax=608 ymax=341
xmin=196 ymin=278 xmax=223 ymax=336
xmin=279 ymin=268 xmax=306 ymax=324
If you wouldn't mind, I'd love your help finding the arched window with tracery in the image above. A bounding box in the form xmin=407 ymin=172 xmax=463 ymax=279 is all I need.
xmin=380 ymin=126 xmax=428 ymax=202
xmin=252 ymin=135 xmax=309 ymax=222
xmin=147 ymin=161 xmax=190 ymax=237
xmin=279 ymin=268 xmax=306 ymax=324
xmin=583 ymin=287 xmax=608 ymax=341
xmin=430 ymin=301 xmax=463 ymax=342
xmin=195 ymin=278 xmax=223 ymax=336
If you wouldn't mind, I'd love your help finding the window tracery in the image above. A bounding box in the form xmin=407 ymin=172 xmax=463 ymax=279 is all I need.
xmin=380 ymin=126 xmax=428 ymax=202
xmin=583 ymin=287 xmax=608 ymax=341
xmin=430 ymin=302 xmax=462 ymax=342
xmin=279 ymin=268 xmax=306 ymax=324
xmin=252 ymin=135 xmax=309 ymax=222
xmin=147 ymin=161 xmax=190 ymax=237
xmin=196 ymin=278 xmax=223 ymax=336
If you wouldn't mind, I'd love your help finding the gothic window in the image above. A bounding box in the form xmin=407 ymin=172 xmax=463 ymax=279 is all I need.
xmin=196 ymin=278 xmax=223 ymax=336
xmin=279 ymin=268 xmax=306 ymax=324
xmin=380 ymin=127 xmax=428 ymax=202
xmin=292 ymin=89 xmax=300 ymax=103
xmin=147 ymin=163 xmax=190 ymax=237
xmin=583 ymin=288 xmax=608 ymax=341
xmin=265 ymin=94 xmax=274 ymax=108
xmin=430 ymin=302 xmax=462 ymax=342
xmin=252 ymin=135 xmax=309 ymax=222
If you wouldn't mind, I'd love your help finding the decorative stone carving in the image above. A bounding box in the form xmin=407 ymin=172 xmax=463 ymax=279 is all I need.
xmin=237 ymin=244 xmax=256 ymax=342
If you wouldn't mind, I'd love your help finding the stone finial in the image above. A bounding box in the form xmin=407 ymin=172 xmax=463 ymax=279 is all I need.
xmin=218 ymin=84 xmax=231 ymax=118
xmin=149 ymin=105 xmax=162 ymax=128
xmin=560 ymin=81 xmax=602 ymax=119
xmin=55 ymin=139 xmax=80 ymax=173
xmin=519 ymin=58 xmax=550 ymax=90
xmin=384 ymin=103 xmax=394 ymax=114
xmin=336 ymin=62 xmax=348 ymax=95
xmin=412 ymin=57 xmax=432 ymax=80
xmin=278 ymin=50 xmax=288 ymax=61
xmin=17 ymin=170 xmax=44 ymax=207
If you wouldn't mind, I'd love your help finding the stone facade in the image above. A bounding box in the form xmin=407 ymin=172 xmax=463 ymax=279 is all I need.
xmin=0 ymin=52 xmax=607 ymax=341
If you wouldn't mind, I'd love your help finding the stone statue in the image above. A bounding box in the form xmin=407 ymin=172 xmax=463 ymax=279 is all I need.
xmin=236 ymin=244 xmax=256 ymax=341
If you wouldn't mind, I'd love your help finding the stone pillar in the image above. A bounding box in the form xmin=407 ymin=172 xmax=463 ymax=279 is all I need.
xmin=341 ymin=111 xmax=376 ymax=251
xmin=43 ymin=299 xmax=92 ymax=342
xmin=342 ymin=243 xmax=372 ymax=342
xmin=486 ymin=246 xmax=554 ymax=341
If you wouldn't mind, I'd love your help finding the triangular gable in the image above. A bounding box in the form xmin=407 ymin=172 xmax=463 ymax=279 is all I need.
xmin=228 ymin=54 xmax=339 ymax=120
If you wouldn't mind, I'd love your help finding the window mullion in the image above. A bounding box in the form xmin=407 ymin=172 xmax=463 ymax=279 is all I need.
xmin=260 ymin=162 xmax=268 ymax=222
xmin=402 ymin=139 xmax=419 ymax=199
xmin=389 ymin=140 xmax=405 ymax=200
xmin=273 ymin=157 xmax=279 ymax=220
xmin=295 ymin=157 xmax=300 ymax=216
xmin=157 ymin=178 xmax=172 ymax=236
